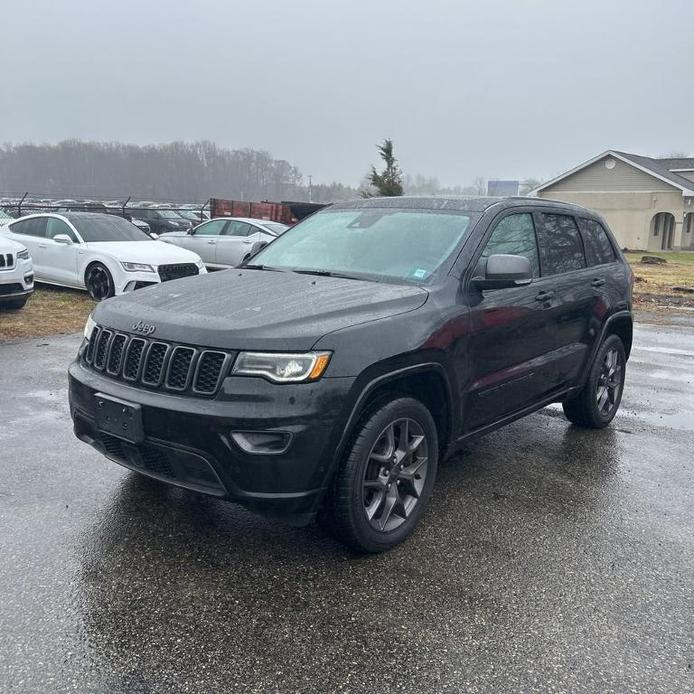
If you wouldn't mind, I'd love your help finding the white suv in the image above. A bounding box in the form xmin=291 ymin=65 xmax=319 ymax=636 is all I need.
xmin=0 ymin=235 xmax=34 ymax=309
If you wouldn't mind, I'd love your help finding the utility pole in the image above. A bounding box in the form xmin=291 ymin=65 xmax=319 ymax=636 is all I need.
xmin=308 ymin=175 xmax=313 ymax=202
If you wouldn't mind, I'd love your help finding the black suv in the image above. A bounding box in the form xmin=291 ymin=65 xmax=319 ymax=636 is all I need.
xmin=128 ymin=208 xmax=192 ymax=234
xmin=68 ymin=197 xmax=633 ymax=552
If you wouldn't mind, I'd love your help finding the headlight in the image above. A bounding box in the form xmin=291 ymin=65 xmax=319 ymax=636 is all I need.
xmin=121 ymin=262 xmax=155 ymax=273
xmin=84 ymin=313 xmax=97 ymax=340
xmin=17 ymin=248 xmax=30 ymax=260
xmin=232 ymin=351 xmax=331 ymax=383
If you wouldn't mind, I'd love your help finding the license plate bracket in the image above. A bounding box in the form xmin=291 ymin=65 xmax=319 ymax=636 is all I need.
xmin=94 ymin=393 xmax=144 ymax=444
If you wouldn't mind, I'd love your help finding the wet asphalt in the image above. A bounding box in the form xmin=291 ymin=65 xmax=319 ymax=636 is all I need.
xmin=0 ymin=321 xmax=693 ymax=693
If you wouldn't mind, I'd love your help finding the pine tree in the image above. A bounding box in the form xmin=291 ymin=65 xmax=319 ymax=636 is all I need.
xmin=362 ymin=139 xmax=404 ymax=197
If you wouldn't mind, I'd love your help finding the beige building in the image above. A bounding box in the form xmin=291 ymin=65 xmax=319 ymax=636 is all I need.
xmin=531 ymin=151 xmax=694 ymax=251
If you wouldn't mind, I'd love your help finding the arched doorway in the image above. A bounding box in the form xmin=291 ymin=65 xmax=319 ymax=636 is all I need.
xmin=684 ymin=213 xmax=694 ymax=250
xmin=650 ymin=212 xmax=675 ymax=250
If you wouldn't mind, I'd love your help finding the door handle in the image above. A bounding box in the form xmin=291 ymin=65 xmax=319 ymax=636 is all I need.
xmin=591 ymin=278 xmax=606 ymax=288
xmin=207 ymin=240 xmax=216 ymax=244
xmin=38 ymin=243 xmax=47 ymax=248
xmin=535 ymin=290 xmax=555 ymax=302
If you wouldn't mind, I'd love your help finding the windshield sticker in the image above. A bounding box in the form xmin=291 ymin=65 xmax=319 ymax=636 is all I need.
xmin=412 ymin=268 xmax=428 ymax=279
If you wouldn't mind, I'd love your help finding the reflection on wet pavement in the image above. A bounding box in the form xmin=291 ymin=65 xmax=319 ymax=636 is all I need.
xmin=0 ymin=323 xmax=692 ymax=692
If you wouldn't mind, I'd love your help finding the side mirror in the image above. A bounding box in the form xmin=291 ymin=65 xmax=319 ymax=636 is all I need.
xmin=472 ymin=254 xmax=533 ymax=290
xmin=246 ymin=240 xmax=268 ymax=261
xmin=53 ymin=234 xmax=74 ymax=245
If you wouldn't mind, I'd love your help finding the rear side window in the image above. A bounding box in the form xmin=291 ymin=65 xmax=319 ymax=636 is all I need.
xmin=10 ymin=217 xmax=47 ymax=238
xmin=536 ymin=214 xmax=586 ymax=275
xmin=225 ymin=221 xmax=252 ymax=237
xmin=480 ymin=213 xmax=540 ymax=277
xmin=578 ymin=218 xmax=616 ymax=266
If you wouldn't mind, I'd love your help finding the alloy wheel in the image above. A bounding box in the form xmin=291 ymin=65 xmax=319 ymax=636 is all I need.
xmin=361 ymin=418 xmax=429 ymax=532
xmin=87 ymin=266 xmax=112 ymax=301
xmin=596 ymin=347 xmax=623 ymax=416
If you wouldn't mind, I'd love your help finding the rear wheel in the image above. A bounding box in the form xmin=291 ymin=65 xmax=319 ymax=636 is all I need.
xmin=85 ymin=263 xmax=115 ymax=301
xmin=563 ymin=334 xmax=626 ymax=428
xmin=325 ymin=397 xmax=438 ymax=553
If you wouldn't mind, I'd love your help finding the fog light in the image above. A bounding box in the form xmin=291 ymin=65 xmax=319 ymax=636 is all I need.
xmin=231 ymin=431 xmax=292 ymax=455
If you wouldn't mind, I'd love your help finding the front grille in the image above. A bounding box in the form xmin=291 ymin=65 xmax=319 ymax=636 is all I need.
xmin=93 ymin=329 xmax=112 ymax=369
xmin=158 ymin=263 xmax=199 ymax=283
xmin=194 ymin=351 xmax=227 ymax=394
xmin=107 ymin=334 xmax=127 ymax=375
xmin=0 ymin=283 xmax=23 ymax=295
xmin=123 ymin=338 xmax=146 ymax=380
xmin=83 ymin=325 xmax=232 ymax=397
xmin=142 ymin=342 xmax=169 ymax=386
xmin=0 ymin=253 xmax=13 ymax=269
xmin=166 ymin=346 xmax=195 ymax=390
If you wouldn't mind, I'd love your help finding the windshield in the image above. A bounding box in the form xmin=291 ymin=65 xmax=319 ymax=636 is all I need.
xmin=179 ymin=210 xmax=203 ymax=221
xmin=157 ymin=209 xmax=183 ymax=219
xmin=68 ymin=214 xmax=153 ymax=242
xmin=251 ymin=208 xmax=473 ymax=282
xmin=263 ymin=222 xmax=289 ymax=235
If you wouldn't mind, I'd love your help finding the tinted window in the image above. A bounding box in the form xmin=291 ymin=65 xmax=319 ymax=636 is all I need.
xmin=65 ymin=214 xmax=152 ymax=242
xmin=536 ymin=214 xmax=586 ymax=275
xmin=480 ymin=213 xmax=540 ymax=277
xmin=10 ymin=217 xmax=47 ymax=238
xmin=225 ymin=221 xmax=252 ymax=237
xmin=578 ymin=218 xmax=616 ymax=266
xmin=194 ymin=220 xmax=227 ymax=236
xmin=46 ymin=217 xmax=78 ymax=243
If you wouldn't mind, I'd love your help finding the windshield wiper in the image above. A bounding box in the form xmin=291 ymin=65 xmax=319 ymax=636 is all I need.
xmin=242 ymin=264 xmax=286 ymax=272
xmin=291 ymin=268 xmax=366 ymax=281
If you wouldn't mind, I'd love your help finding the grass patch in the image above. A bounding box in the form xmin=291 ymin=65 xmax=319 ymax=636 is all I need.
xmin=625 ymin=251 xmax=694 ymax=297
xmin=0 ymin=285 xmax=95 ymax=342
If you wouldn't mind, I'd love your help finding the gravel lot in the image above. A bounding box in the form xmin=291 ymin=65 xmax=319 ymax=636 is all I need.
xmin=0 ymin=322 xmax=692 ymax=693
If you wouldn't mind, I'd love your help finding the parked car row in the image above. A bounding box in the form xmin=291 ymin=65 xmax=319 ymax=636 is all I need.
xmin=0 ymin=211 xmax=286 ymax=307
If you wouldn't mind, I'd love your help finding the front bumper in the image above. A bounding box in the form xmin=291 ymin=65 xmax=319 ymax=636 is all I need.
xmin=0 ymin=258 xmax=34 ymax=298
xmin=68 ymin=357 xmax=356 ymax=524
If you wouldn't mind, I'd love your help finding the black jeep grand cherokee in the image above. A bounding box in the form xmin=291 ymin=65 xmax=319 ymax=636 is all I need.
xmin=69 ymin=196 xmax=633 ymax=552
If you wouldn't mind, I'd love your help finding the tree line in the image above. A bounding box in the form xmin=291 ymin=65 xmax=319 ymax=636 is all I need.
xmin=0 ymin=139 xmax=541 ymax=203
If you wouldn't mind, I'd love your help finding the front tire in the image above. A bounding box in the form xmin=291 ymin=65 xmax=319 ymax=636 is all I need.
xmin=325 ymin=397 xmax=438 ymax=553
xmin=85 ymin=263 xmax=115 ymax=301
xmin=563 ymin=334 xmax=626 ymax=428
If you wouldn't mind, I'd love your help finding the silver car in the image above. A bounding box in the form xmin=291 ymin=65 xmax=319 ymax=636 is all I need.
xmin=159 ymin=217 xmax=288 ymax=269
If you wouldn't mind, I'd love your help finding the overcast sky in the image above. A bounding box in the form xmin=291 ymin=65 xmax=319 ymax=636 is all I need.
xmin=2 ymin=0 xmax=693 ymax=187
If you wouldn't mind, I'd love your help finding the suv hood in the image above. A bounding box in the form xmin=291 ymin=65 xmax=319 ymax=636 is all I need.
xmin=83 ymin=240 xmax=201 ymax=265
xmin=94 ymin=268 xmax=428 ymax=351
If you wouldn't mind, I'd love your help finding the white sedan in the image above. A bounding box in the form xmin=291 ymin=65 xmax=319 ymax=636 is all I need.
xmin=159 ymin=217 xmax=288 ymax=269
xmin=0 ymin=212 xmax=206 ymax=300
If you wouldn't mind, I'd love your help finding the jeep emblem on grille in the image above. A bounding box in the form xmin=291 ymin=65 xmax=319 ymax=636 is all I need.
xmin=131 ymin=321 xmax=156 ymax=336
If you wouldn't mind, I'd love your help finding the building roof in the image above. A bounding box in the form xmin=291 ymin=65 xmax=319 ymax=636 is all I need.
xmin=531 ymin=150 xmax=694 ymax=196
